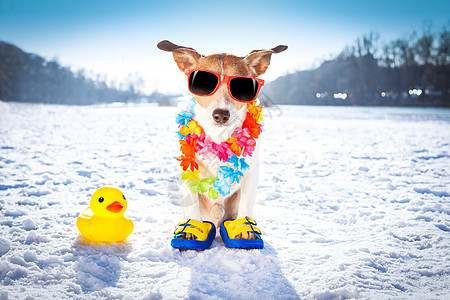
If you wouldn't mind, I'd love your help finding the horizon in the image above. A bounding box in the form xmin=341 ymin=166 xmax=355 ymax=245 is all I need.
xmin=1 ymin=0 xmax=449 ymax=94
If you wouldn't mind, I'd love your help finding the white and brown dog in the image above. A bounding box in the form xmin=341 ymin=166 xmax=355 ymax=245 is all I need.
xmin=158 ymin=40 xmax=287 ymax=249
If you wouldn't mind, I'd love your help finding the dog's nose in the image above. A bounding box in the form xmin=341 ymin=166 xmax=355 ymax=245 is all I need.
xmin=212 ymin=108 xmax=230 ymax=124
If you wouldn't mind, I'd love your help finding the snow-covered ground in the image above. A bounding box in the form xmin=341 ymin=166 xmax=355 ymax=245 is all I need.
xmin=0 ymin=100 xmax=449 ymax=299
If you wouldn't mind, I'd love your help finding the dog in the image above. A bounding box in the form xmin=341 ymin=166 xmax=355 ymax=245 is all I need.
xmin=158 ymin=40 xmax=287 ymax=246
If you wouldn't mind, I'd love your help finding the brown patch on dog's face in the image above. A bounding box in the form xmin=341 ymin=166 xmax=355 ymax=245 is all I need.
xmin=193 ymin=54 xmax=254 ymax=111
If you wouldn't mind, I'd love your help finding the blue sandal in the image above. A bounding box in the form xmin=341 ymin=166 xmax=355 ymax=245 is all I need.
xmin=220 ymin=217 xmax=264 ymax=249
xmin=171 ymin=219 xmax=216 ymax=250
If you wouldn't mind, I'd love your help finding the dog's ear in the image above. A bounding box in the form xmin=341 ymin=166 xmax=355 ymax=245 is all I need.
xmin=157 ymin=40 xmax=203 ymax=71
xmin=244 ymin=45 xmax=288 ymax=76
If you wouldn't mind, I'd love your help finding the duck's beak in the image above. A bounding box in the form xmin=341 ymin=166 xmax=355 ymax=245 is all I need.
xmin=106 ymin=201 xmax=124 ymax=213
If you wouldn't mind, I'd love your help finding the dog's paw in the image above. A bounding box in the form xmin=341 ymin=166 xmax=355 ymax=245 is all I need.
xmin=180 ymin=233 xmax=197 ymax=240
xmin=237 ymin=232 xmax=258 ymax=240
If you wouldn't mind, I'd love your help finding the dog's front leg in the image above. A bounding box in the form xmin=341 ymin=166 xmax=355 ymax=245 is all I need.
xmin=179 ymin=176 xmax=202 ymax=221
xmin=237 ymin=145 xmax=260 ymax=219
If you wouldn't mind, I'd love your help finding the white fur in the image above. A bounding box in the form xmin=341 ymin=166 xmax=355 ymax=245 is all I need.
xmin=193 ymin=95 xmax=247 ymax=143
xmin=179 ymin=98 xmax=260 ymax=224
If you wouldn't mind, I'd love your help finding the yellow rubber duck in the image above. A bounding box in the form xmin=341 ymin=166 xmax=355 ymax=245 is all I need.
xmin=76 ymin=187 xmax=133 ymax=243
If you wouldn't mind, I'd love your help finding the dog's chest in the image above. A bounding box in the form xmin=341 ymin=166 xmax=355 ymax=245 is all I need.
xmin=190 ymin=102 xmax=251 ymax=199
xmin=197 ymin=155 xmax=225 ymax=180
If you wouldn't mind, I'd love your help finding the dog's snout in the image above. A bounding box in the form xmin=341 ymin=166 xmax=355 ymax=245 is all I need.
xmin=212 ymin=108 xmax=230 ymax=124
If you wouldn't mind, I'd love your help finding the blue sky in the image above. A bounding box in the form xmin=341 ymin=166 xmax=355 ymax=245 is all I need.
xmin=1 ymin=0 xmax=449 ymax=93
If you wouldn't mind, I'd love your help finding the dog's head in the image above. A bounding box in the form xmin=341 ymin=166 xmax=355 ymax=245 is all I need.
xmin=158 ymin=40 xmax=287 ymax=130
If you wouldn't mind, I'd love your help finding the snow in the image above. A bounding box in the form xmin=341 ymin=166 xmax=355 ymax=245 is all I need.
xmin=0 ymin=239 xmax=10 ymax=256
xmin=1 ymin=100 xmax=449 ymax=299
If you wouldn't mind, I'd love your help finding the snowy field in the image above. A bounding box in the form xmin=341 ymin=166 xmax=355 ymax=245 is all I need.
xmin=1 ymin=100 xmax=449 ymax=299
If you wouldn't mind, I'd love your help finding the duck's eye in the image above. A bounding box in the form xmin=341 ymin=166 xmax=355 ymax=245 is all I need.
xmin=122 ymin=195 xmax=126 ymax=200
xmin=98 ymin=197 xmax=104 ymax=203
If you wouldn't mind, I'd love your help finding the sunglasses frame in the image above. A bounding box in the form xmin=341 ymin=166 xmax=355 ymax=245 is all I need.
xmin=184 ymin=69 xmax=265 ymax=103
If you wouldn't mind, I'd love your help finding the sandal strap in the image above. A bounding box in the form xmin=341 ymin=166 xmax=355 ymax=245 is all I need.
xmin=226 ymin=217 xmax=262 ymax=239
xmin=174 ymin=219 xmax=210 ymax=241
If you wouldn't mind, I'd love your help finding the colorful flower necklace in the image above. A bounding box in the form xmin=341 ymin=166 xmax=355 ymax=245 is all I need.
xmin=176 ymin=97 xmax=263 ymax=199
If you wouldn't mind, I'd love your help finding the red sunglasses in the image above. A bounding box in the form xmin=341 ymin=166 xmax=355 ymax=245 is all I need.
xmin=184 ymin=69 xmax=264 ymax=102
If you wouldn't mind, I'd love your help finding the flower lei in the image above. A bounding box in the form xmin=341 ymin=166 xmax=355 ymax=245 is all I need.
xmin=176 ymin=97 xmax=263 ymax=199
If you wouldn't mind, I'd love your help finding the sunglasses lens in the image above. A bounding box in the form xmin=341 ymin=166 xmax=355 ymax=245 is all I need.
xmin=229 ymin=77 xmax=259 ymax=102
xmin=189 ymin=71 xmax=219 ymax=96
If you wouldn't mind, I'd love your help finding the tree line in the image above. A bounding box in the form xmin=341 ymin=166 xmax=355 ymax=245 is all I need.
xmin=265 ymin=24 xmax=450 ymax=106
xmin=0 ymin=41 xmax=164 ymax=105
